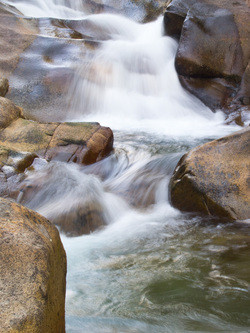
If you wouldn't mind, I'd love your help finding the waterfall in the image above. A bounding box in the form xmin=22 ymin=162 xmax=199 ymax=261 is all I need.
xmin=3 ymin=1 xmax=246 ymax=333
xmin=67 ymin=14 xmax=233 ymax=139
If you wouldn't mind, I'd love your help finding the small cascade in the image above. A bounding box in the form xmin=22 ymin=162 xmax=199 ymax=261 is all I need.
xmin=2 ymin=1 xmax=247 ymax=333
xmin=67 ymin=15 xmax=234 ymax=139
xmin=4 ymin=0 xmax=87 ymax=18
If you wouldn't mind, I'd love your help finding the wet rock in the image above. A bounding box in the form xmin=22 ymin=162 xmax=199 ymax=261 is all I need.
xmin=7 ymin=35 xmax=82 ymax=122
xmin=81 ymin=125 xmax=114 ymax=165
xmin=170 ymin=127 xmax=250 ymax=220
xmin=164 ymin=0 xmax=196 ymax=40
xmin=18 ymin=162 xmax=107 ymax=236
xmin=105 ymin=154 xmax=179 ymax=209
xmin=42 ymin=121 xmax=113 ymax=164
xmin=44 ymin=122 xmax=104 ymax=163
xmin=82 ymin=0 xmax=171 ymax=23
xmin=0 ymin=118 xmax=113 ymax=165
xmin=236 ymin=61 xmax=250 ymax=106
xmin=0 ymin=97 xmax=23 ymax=129
xmin=0 ymin=170 xmax=7 ymax=196
xmin=0 ymin=102 xmax=113 ymax=200
xmin=163 ymin=0 xmax=250 ymax=116
xmin=53 ymin=201 xmax=106 ymax=236
xmin=0 ymin=6 xmax=38 ymax=77
xmin=0 ymin=197 xmax=66 ymax=332
xmin=0 ymin=147 xmax=37 ymax=198
xmin=175 ymin=4 xmax=243 ymax=80
xmin=0 ymin=78 xmax=9 ymax=97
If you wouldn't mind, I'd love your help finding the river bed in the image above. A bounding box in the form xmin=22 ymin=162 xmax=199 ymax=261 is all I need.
xmin=2 ymin=0 xmax=250 ymax=332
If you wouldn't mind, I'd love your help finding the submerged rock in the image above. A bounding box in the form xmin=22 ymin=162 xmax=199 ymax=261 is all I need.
xmin=169 ymin=127 xmax=250 ymax=220
xmin=0 ymin=5 xmax=38 ymax=77
xmin=0 ymin=99 xmax=113 ymax=199
xmin=52 ymin=201 xmax=106 ymax=236
xmin=18 ymin=162 xmax=107 ymax=236
xmin=0 ymin=197 xmax=66 ymax=332
xmin=163 ymin=0 xmax=250 ymax=119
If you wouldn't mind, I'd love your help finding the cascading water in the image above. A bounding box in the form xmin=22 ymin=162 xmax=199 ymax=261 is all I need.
xmin=3 ymin=1 xmax=250 ymax=332
xmin=4 ymin=0 xmax=87 ymax=18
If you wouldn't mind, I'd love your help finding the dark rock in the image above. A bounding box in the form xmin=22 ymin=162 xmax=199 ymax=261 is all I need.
xmin=53 ymin=201 xmax=106 ymax=236
xmin=170 ymin=127 xmax=250 ymax=220
xmin=0 ymin=78 xmax=9 ymax=97
xmin=163 ymin=0 xmax=250 ymax=116
xmin=175 ymin=4 xmax=244 ymax=79
xmin=0 ymin=97 xmax=23 ymax=129
xmin=236 ymin=61 xmax=250 ymax=106
xmin=164 ymin=0 xmax=196 ymax=39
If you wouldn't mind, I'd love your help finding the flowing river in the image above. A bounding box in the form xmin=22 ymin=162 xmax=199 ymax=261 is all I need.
xmin=3 ymin=0 xmax=250 ymax=332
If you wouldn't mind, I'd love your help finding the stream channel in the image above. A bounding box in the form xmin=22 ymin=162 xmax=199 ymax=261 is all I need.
xmin=3 ymin=0 xmax=250 ymax=332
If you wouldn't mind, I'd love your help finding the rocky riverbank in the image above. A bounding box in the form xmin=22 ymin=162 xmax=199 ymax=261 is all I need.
xmin=163 ymin=0 xmax=249 ymax=219
xmin=0 ymin=78 xmax=113 ymax=330
xmin=0 ymin=0 xmax=249 ymax=331
xmin=164 ymin=0 xmax=250 ymax=125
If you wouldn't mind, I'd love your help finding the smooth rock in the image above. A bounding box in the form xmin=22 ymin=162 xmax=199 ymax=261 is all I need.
xmin=0 ymin=114 xmax=113 ymax=200
xmin=0 ymin=97 xmax=23 ymax=129
xmin=175 ymin=4 xmax=243 ymax=79
xmin=0 ymin=7 xmax=38 ymax=77
xmin=44 ymin=122 xmax=113 ymax=164
xmin=0 ymin=118 xmax=57 ymax=154
xmin=170 ymin=127 xmax=250 ymax=220
xmin=163 ymin=0 xmax=250 ymax=116
xmin=18 ymin=162 xmax=107 ymax=236
xmin=0 ymin=197 xmax=66 ymax=332
xmin=53 ymin=201 xmax=106 ymax=236
xmin=0 ymin=119 xmax=113 ymax=164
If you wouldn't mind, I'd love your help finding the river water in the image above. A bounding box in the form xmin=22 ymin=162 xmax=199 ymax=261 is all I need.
xmin=3 ymin=0 xmax=250 ymax=332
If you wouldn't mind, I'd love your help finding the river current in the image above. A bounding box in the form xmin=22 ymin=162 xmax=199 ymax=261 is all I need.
xmin=3 ymin=0 xmax=250 ymax=332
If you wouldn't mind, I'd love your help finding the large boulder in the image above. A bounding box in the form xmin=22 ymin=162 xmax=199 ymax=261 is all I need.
xmin=163 ymin=0 xmax=250 ymax=119
xmin=17 ymin=162 xmax=108 ymax=236
xmin=169 ymin=127 xmax=250 ymax=220
xmin=44 ymin=122 xmax=113 ymax=165
xmin=0 ymin=118 xmax=113 ymax=164
xmin=0 ymin=197 xmax=66 ymax=332
xmin=0 ymin=101 xmax=113 ymax=199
